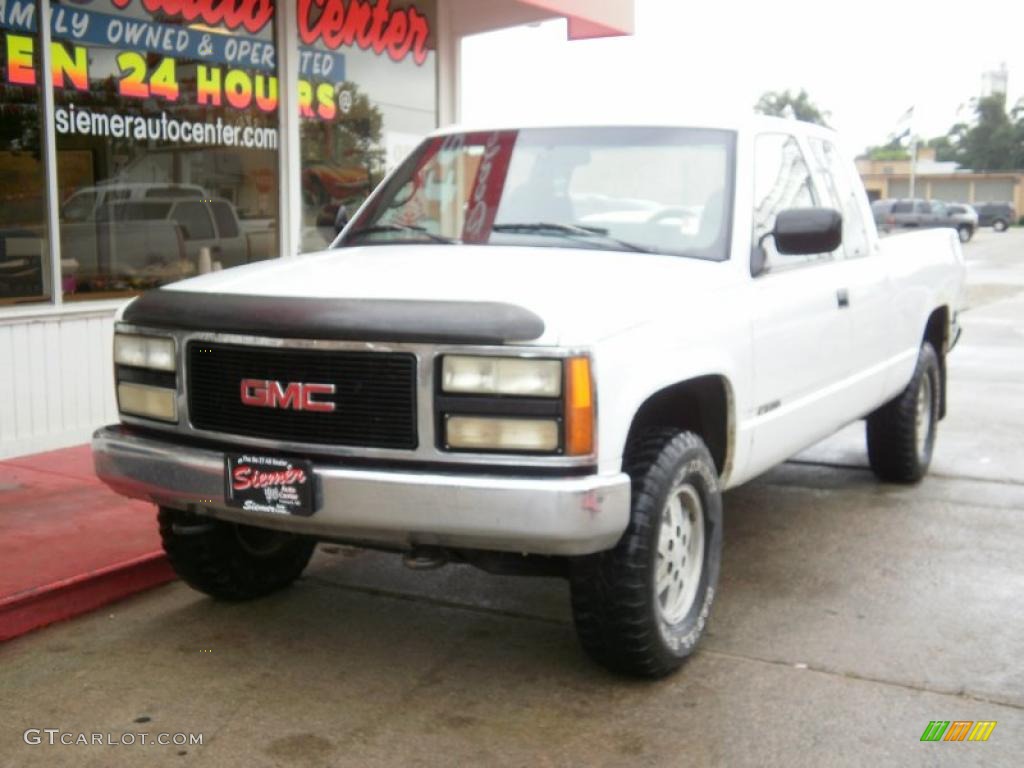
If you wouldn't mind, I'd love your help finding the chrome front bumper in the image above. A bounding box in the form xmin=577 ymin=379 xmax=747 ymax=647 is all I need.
xmin=92 ymin=426 xmax=631 ymax=556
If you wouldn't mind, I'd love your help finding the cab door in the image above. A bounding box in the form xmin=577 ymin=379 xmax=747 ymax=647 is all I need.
xmin=745 ymin=133 xmax=854 ymax=475
xmin=806 ymin=136 xmax=895 ymax=414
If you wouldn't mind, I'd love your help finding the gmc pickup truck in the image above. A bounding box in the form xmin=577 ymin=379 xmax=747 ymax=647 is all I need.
xmin=94 ymin=118 xmax=966 ymax=677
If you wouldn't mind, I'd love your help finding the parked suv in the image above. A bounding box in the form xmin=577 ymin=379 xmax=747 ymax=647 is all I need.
xmin=98 ymin=197 xmax=256 ymax=268
xmin=974 ymin=202 xmax=1015 ymax=232
xmin=62 ymin=183 xmax=207 ymax=223
xmin=871 ymin=198 xmax=976 ymax=242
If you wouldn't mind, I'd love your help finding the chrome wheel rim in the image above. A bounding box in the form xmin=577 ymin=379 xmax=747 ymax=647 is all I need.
xmin=915 ymin=373 xmax=933 ymax=461
xmin=655 ymin=483 xmax=705 ymax=625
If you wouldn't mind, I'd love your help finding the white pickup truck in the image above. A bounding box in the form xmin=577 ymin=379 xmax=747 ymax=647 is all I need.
xmin=93 ymin=117 xmax=966 ymax=677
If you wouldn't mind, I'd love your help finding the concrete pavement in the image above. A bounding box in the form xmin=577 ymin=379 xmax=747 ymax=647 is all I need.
xmin=1 ymin=229 xmax=1022 ymax=767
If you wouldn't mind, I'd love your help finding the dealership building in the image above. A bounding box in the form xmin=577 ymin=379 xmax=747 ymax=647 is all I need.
xmin=0 ymin=0 xmax=633 ymax=458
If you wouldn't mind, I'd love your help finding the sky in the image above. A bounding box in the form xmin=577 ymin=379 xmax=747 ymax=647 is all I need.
xmin=460 ymin=0 xmax=1024 ymax=155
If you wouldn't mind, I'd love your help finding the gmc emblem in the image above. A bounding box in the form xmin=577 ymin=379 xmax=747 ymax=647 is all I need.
xmin=240 ymin=379 xmax=336 ymax=412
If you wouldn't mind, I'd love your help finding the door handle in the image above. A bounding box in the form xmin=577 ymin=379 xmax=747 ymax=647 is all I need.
xmin=837 ymin=288 xmax=850 ymax=309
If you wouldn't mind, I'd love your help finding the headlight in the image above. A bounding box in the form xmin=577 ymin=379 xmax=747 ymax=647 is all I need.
xmin=114 ymin=333 xmax=176 ymax=371
xmin=117 ymin=382 xmax=178 ymax=422
xmin=442 ymin=356 xmax=561 ymax=397
xmin=446 ymin=416 xmax=560 ymax=452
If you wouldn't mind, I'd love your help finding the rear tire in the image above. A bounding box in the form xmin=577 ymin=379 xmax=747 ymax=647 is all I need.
xmin=569 ymin=429 xmax=723 ymax=678
xmin=993 ymin=218 xmax=1008 ymax=232
xmin=957 ymin=225 xmax=973 ymax=243
xmin=159 ymin=508 xmax=316 ymax=600
xmin=866 ymin=342 xmax=940 ymax=483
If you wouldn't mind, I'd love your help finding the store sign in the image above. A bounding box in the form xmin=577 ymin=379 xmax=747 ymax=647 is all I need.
xmin=298 ymin=0 xmax=430 ymax=66
xmin=110 ymin=0 xmax=274 ymax=35
xmin=0 ymin=1 xmax=365 ymax=121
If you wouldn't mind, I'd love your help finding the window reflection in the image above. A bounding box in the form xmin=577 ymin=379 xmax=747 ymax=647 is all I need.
xmin=51 ymin=0 xmax=280 ymax=299
xmin=298 ymin=0 xmax=438 ymax=252
xmin=0 ymin=18 xmax=48 ymax=304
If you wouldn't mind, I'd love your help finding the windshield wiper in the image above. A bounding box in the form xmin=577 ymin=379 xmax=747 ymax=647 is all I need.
xmin=491 ymin=222 xmax=657 ymax=254
xmin=345 ymin=223 xmax=455 ymax=244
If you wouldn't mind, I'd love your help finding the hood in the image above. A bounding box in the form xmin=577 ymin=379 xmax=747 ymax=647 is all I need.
xmin=161 ymin=244 xmax=733 ymax=346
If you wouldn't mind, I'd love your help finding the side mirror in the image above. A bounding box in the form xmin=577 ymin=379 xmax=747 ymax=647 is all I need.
xmin=772 ymin=207 xmax=842 ymax=256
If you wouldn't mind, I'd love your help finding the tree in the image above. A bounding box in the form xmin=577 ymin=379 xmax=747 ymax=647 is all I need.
xmin=956 ymin=94 xmax=1019 ymax=171
xmin=863 ymin=93 xmax=1024 ymax=170
xmin=754 ymin=89 xmax=830 ymax=127
xmin=865 ymin=136 xmax=910 ymax=161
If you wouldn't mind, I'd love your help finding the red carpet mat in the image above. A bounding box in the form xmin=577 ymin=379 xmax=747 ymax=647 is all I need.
xmin=0 ymin=445 xmax=174 ymax=641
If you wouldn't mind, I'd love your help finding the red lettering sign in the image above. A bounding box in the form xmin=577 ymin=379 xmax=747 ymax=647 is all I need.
xmin=232 ymin=465 xmax=308 ymax=491
xmin=298 ymin=0 xmax=431 ymax=66
xmin=110 ymin=0 xmax=275 ymax=35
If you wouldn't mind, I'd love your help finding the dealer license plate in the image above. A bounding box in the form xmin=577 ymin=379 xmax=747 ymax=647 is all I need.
xmin=224 ymin=454 xmax=316 ymax=517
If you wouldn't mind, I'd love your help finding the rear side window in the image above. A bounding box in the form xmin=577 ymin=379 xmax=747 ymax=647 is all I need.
xmin=752 ymin=133 xmax=825 ymax=271
xmin=145 ymin=187 xmax=203 ymax=199
xmin=99 ymin=202 xmax=172 ymax=222
xmin=210 ymin=202 xmax=239 ymax=238
xmin=171 ymin=202 xmax=215 ymax=240
xmin=914 ymin=201 xmax=932 ymax=214
xmin=891 ymin=201 xmax=913 ymax=214
xmin=807 ymin=138 xmax=871 ymax=259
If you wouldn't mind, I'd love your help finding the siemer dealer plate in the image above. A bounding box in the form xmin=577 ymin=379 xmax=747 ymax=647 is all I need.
xmin=225 ymin=454 xmax=316 ymax=516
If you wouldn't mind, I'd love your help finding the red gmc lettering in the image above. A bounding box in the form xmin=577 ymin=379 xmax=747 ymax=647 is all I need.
xmin=298 ymin=0 xmax=431 ymax=65
xmin=240 ymin=379 xmax=336 ymax=412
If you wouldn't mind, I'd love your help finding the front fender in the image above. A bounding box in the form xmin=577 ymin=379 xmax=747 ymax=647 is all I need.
xmin=591 ymin=320 xmax=750 ymax=483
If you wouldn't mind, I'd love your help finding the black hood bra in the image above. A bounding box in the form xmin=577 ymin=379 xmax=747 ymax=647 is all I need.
xmin=122 ymin=290 xmax=546 ymax=345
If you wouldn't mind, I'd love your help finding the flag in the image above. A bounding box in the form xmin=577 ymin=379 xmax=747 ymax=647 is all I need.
xmin=887 ymin=106 xmax=915 ymax=144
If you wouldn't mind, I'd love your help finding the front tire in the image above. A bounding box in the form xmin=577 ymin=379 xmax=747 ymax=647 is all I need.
xmin=159 ymin=508 xmax=316 ymax=600
xmin=957 ymin=225 xmax=973 ymax=243
xmin=993 ymin=218 xmax=1008 ymax=232
xmin=866 ymin=342 xmax=940 ymax=483
xmin=569 ymin=429 xmax=723 ymax=678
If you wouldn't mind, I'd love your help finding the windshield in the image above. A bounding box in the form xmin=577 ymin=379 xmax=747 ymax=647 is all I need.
xmin=337 ymin=126 xmax=736 ymax=260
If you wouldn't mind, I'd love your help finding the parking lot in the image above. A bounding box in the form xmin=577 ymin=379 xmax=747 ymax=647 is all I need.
xmin=2 ymin=229 xmax=1022 ymax=768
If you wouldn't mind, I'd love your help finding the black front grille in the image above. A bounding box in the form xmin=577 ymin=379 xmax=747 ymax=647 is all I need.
xmin=187 ymin=342 xmax=417 ymax=449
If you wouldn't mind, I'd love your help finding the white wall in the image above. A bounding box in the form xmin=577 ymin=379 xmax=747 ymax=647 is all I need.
xmin=0 ymin=305 xmax=122 ymax=459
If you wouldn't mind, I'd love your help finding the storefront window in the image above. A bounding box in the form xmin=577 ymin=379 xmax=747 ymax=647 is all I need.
xmin=1 ymin=0 xmax=442 ymax=304
xmin=297 ymin=0 xmax=437 ymax=252
xmin=50 ymin=0 xmax=280 ymax=299
xmin=0 ymin=2 xmax=49 ymax=304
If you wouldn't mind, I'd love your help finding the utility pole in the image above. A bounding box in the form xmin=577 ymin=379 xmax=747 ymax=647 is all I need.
xmin=908 ymin=135 xmax=918 ymax=199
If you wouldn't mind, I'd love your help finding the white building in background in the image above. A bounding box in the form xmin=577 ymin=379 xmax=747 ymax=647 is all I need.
xmin=0 ymin=0 xmax=633 ymax=458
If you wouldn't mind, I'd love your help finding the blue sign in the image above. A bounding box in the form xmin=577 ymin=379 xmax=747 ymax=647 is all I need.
xmin=0 ymin=1 xmax=345 ymax=80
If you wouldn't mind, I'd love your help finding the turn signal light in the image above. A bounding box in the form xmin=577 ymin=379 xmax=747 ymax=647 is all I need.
xmin=565 ymin=357 xmax=594 ymax=456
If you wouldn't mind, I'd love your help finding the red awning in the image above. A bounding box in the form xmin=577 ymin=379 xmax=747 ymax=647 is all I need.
xmin=515 ymin=0 xmax=635 ymax=40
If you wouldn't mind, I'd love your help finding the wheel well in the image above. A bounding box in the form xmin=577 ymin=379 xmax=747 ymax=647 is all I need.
xmin=625 ymin=376 xmax=731 ymax=476
xmin=924 ymin=306 xmax=949 ymax=419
